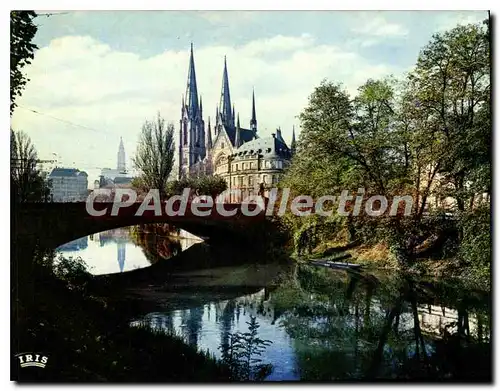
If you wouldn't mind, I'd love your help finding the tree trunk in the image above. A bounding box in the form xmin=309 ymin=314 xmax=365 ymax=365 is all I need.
xmin=366 ymin=298 xmax=402 ymax=379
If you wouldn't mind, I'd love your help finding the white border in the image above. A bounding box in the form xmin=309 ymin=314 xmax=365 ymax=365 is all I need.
xmin=2 ymin=2 xmax=498 ymax=390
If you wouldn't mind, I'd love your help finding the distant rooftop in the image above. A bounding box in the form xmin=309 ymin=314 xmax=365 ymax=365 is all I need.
xmin=113 ymin=176 xmax=134 ymax=184
xmin=49 ymin=167 xmax=88 ymax=177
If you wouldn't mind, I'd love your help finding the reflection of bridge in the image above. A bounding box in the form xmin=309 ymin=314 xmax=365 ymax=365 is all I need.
xmin=13 ymin=201 xmax=267 ymax=249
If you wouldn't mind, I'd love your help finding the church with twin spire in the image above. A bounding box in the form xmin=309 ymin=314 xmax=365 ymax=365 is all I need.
xmin=178 ymin=44 xmax=296 ymax=201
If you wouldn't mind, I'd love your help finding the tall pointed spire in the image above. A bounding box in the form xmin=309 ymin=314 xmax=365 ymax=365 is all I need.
xmin=185 ymin=42 xmax=199 ymax=119
xmin=219 ymin=56 xmax=232 ymax=126
xmin=215 ymin=104 xmax=219 ymax=134
xmin=199 ymin=95 xmax=203 ymax=118
xmin=291 ymin=125 xmax=297 ymax=155
xmin=235 ymin=113 xmax=241 ymax=147
xmin=232 ymin=105 xmax=235 ymax=126
xmin=206 ymin=116 xmax=212 ymax=150
xmin=117 ymin=137 xmax=126 ymax=172
xmin=250 ymin=88 xmax=257 ymax=132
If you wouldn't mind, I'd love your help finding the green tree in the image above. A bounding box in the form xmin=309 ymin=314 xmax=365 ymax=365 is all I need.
xmin=283 ymin=78 xmax=416 ymax=262
xmin=281 ymin=20 xmax=491 ymax=270
xmin=133 ymin=113 xmax=175 ymax=198
xmin=193 ymin=174 xmax=228 ymax=199
xmin=406 ymin=20 xmax=490 ymax=212
xmin=11 ymin=129 xmax=51 ymax=202
xmin=11 ymin=11 xmax=38 ymax=114
xmin=166 ymin=174 xmax=227 ymax=200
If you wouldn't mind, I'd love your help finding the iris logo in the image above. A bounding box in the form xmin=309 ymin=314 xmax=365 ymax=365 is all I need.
xmin=16 ymin=353 xmax=49 ymax=368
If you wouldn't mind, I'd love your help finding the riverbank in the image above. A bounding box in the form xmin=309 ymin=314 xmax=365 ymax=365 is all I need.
xmin=13 ymin=224 xmax=490 ymax=382
xmin=12 ymin=250 xmax=232 ymax=382
xmin=296 ymin=239 xmax=490 ymax=289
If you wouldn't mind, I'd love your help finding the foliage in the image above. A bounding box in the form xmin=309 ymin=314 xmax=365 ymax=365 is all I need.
xmin=457 ymin=205 xmax=491 ymax=285
xmin=11 ymin=129 xmax=51 ymax=202
xmin=10 ymin=11 xmax=38 ymax=114
xmin=129 ymin=224 xmax=182 ymax=265
xmin=13 ymin=246 xmax=231 ymax=382
xmin=52 ymin=254 xmax=93 ymax=288
xmin=167 ymin=173 xmax=228 ymax=199
xmin=130 ymin=176 xmax=148 ymax=194
xmin=193 ymin=174 xmax=228 ymax=199
xmin=219 ymin=316 xmax=273 ymax=381
xmin=407 ymin=21 xmax=490 ymax=212
xmin=280 ymin=19 xmax=490 ymax=273
xmin=133 ymin=112 xmax=175 ymax=197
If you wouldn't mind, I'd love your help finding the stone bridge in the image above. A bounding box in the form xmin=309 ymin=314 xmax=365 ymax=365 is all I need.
xmin=13 ymin=201 xmax=268 ymax=250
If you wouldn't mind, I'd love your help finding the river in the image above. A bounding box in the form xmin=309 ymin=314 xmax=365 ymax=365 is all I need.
xmin=56 ymin=224 xmax=492 ymax=381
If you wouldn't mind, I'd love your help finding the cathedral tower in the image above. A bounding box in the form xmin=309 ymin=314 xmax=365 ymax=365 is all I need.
xmin=117 ymin=137 xmax=126 ymax=172
xmin=179 ymin=43 xmax=206 ymax=179
xmin=216 ymin=56 xmax=234 ymax=129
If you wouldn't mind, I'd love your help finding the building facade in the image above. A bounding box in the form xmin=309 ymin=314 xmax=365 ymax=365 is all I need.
xmin=178 ymin=44 xmax=294 ymax=201
xmin=48 ymin=168 xmax=88 ymax=202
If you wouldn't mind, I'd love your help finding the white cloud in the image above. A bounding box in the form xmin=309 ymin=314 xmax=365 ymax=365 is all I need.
xmin=195 ymin=11 xmax=257 ymax=25
xmin=436 ymin=11 xmax=487 ymax=32
xmin=352 ymin=15 xmax=408 ymax=37
xmin=11 ymin=33 xmax=401 ymax=180
xmin=240 ymin=33 xmax=314 ymax=55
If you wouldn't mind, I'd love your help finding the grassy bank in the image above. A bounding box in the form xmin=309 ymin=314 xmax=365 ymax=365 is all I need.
xmin=294 ymin=237 xmax=490 ymax=290
xmin=12 ymin=249 xmax=231 ymax=382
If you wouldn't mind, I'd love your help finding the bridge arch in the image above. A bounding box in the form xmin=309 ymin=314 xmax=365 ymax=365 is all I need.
xmin=14 ymin=201 xmax=265 ymax=250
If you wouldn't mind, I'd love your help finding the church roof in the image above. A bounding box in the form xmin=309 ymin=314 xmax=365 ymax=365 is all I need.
xmin=223 ymin=124 xmax=257 ymax=146
xmin=233 ymin=135 xmax=292 ymax=159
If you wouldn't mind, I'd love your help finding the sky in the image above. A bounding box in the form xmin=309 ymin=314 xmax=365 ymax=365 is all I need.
xmin=11 ymin=10 xmax=488 ymax=182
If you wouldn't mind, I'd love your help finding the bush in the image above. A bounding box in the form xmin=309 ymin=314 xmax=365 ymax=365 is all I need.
xmin=219 ymin=316 xmax=273 ymax=381
xmin=166 ymin=174 xmax=227 ymax=200
xmin=458 ymin=205 xmax=491 ymax=284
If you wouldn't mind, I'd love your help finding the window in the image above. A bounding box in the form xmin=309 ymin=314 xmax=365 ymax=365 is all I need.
xmin=242 ymin=163 xmax=246 ymax=170
xmin=238 ymin=176 xmax=243 ymax=187
xmin=235 ymin=164 xmax=238 ymax=171
xmin=250 ymin=162 xmax=255 ymax=169
xmin=221 ymin=142 xmax=225 ymax=149
xmin=249 ymin=176 xmax=253 ymax=186
xmin=272 ymin=175 xmax=278 ymax=184
xmin=263 ymin=175 xmax=267 ymax=184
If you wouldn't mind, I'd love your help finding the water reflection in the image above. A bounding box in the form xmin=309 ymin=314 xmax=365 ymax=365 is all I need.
xmin=56 ymin=225 xmax=203 ymax=275
xmin=131 ymin=265 xmax=491 ymax=381
xmin=132 ymin=290 xmax=299 ymax=381
xmin=57 ymin=236 xmax=88 ymax=252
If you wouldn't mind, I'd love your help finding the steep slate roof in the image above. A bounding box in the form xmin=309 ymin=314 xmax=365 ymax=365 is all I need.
xmin=223 ymin=124 xmax=257 ymax=147
xmin=233 ymin=135 xmax=292 ymax=159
